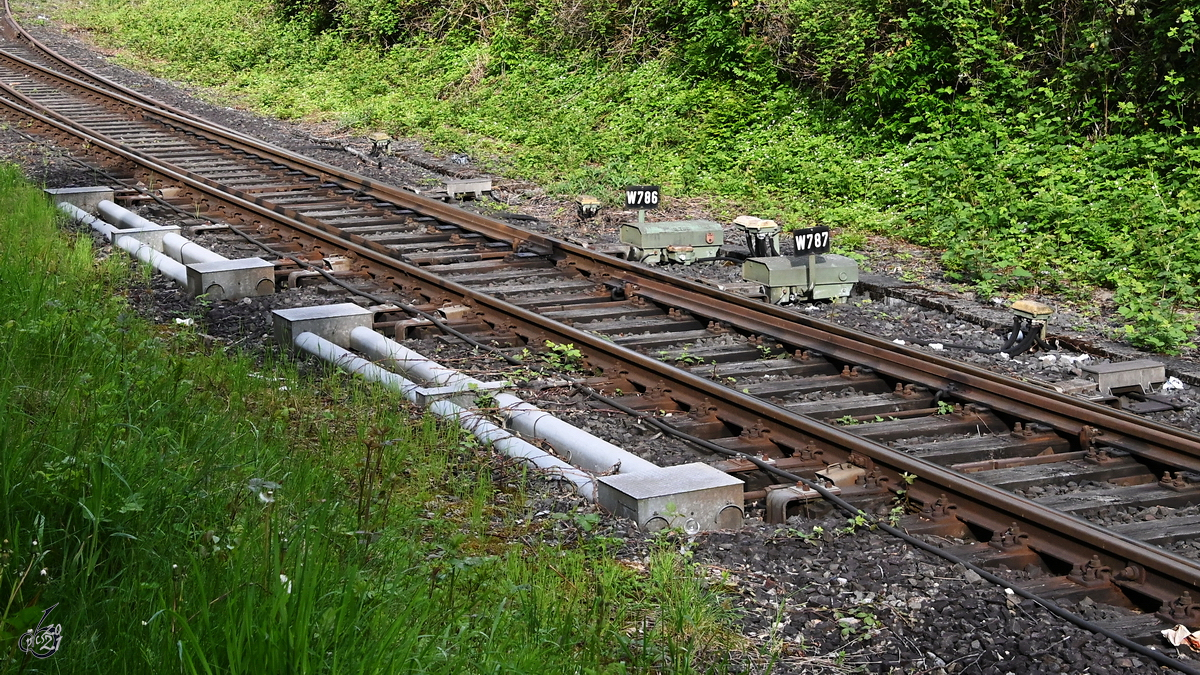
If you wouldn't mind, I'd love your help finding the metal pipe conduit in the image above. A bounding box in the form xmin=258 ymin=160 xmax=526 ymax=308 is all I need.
xmin=59 ymin=202 xmax=187 ymax=286
xmin=293 ymin=331 xmax=596 ymax=498
xmin=349 ymin=326 xmax=658 ymax=475
xmin=97 ymin=200 xmax=228 ymax=265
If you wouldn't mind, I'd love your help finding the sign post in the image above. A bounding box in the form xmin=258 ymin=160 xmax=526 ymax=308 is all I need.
xmin=792 ymin=225 xmax=832 ymax=295
xmin=624 ymin=185 xmax=661 ymax=223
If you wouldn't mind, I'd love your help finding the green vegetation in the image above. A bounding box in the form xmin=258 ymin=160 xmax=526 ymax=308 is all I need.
xmin=50 ymin=0 xmax=1200 ymax=351
xmin=541 ymin=340 xmax=586 ymax=371
xmin=0 ymin=163 xmax=735 ymax=672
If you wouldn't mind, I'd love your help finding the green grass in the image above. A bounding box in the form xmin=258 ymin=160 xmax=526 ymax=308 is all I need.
xmin=47 ymin=0 xmax=1200 ymax=352
xmin=0 ymin=163 xmax=738 ymax=672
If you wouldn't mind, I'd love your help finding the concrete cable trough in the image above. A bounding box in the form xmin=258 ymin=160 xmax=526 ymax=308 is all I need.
xmin=57 ymin=198 xmax=275 ymax=300
xmin=276 ymin=304 xmax=744 ymax=532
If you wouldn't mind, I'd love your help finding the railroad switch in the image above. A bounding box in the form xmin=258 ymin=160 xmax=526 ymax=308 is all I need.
xmin=733 ymin=215 xmax=782 ymax=258
xmin=619 ymin=219 xmax=724 ymax=265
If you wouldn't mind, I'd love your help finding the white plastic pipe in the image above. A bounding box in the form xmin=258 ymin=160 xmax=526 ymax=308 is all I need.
xmin=493 ymin=397 xmax=658 ymax=475
xmin=294 ymin=331 xmax=595 ymax=499
xmin=59 ymin=202 xmax=117 ymax=237
xmin=97 ymin=200 xmax=228 ymax=265
xmin=118 ymin=235 xmax=188 ymax=286
xmin=98 ymin=199 xmax=159 ymax=230
xmin=428 ymin=399 xmax=597 ymax=498
xmin=59 ymin=202 xmax=187 ymax=286
xmin=164 ymin=235 xmax=227 ymax=265
xmin=349 ymin=326 xmax=658 ymax=475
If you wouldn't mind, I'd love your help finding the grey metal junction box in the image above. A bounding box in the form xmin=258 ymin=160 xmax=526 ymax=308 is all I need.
xmin=597 ymin=463 xmax=744 ymax=533
xmin=619 ymin=219 xmax=724 ymax=265
xmin=742 ymin=254 xmax=858 ymax=304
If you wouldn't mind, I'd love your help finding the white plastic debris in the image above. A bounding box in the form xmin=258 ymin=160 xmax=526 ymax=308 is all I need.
xmin=893 ymin=339 xmax=906 ymax=345
xmin=1162 ymin=624 xmax=1200 ymax=648
xmin=998 ymin=352 xmax=1011 ymax=360
xmin=1163 ymin=376 xmax=1186 ymax=391
xmin=1004 ymin=587 xmax=1021 ymax=608
xmin=174 ymin=317 xmax=195 ymax=326
xmin=929 ymin=343 xmax=944 ymax=351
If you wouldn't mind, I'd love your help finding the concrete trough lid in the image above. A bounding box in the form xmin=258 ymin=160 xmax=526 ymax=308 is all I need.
xmin=272 ymin=303 xmax=374 ymax=349
xmin=601 ymin=463 xmax=742 ymax=498
xmin=598 ymin=462 xmax=744 ymax=533
xmin=444 ymin=178 xmax=492 ymax=199
xmin=110 ymin=225 xmax=181 ymax=252
xmin=45 ymin=186 xmax=116 ymax=214
xmin=186 ymin=257 xmax=276 ymax=301
xmin=1080 ymin=359 xmax=1166 ymax=395
xmin=413 ymin=379 xmax=508 ymax=408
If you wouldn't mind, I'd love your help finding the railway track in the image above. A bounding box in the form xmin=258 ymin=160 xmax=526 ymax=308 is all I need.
xmin=7 ymin=3 xmax=1200 ymax=662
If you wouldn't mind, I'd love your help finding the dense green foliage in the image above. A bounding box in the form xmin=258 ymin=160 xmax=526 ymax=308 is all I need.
xmin=0 ymin=164 xmax=733 ymax=672
xmin=54 ymin=0 xmax=1200 ymax=351
xmin=281 ymin=0 xmax=1200 ymax=135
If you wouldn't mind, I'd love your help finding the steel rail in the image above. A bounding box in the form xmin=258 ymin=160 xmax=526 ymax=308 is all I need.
xmin=4 ymin=80 xmax=1200 ymax=611
xmin=0 ymin=0 xmax=281 ymax=147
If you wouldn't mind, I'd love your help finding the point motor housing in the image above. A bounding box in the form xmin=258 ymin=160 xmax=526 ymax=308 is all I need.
xmin=742 ymin=254 xmax=859 ymax=304
xmin=619 ymin=219 xmax=724 ymax=265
